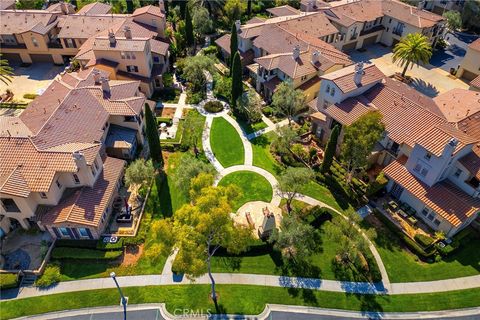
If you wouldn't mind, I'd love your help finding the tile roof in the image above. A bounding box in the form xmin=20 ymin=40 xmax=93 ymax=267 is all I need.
xmin=382 ymin=0 xmax=444 ymax=28
xmin=0 ymin=0 xmax=15 ymax=10
xmin=0 ymin=117 xmax=32 ymax=137
xmin=275 ymin=11 xmax=338 ymax=39
xmin=38 ymin=156 xmax=125 ymax=227
xmin=383 ymin=159 xmax=480 ymax=227
xmin=434 ymin=88 xmax=480 ymax=123
xmin=457 ymin=111 xmax=480 ymax=141
xmin=58 ymin=15 xmax=125 ymax=39
xmin=132 ymin=5 xmax=164 ymax=17
xmin=149 ymin=38 xmax=169 ymax=56
xmin=469 ymin=39 xmax=480 ymax=52
xmin=459 ymin=146 xmax=480 ymax=180
xmin=267 ymin=5 xmax=301 ymax=17
xmin=246 ymin=17 xmax=265 ymax=24
xmin=77 ymin=2 xmax=112 ymax=15
xmin=471 ymin=74 xmax=480 ymax=89
xmin=93 ymin=37 xmax=149 ymax=51
xmin=0 ymin=10 xmax=58 ymax=35
xmin=324 ymin=0 xmax=384 ymax=27
xmin=325 ymin=97 xmax=372 ymax=126
xmin=321 ymin=63 xmax=385 ymax=93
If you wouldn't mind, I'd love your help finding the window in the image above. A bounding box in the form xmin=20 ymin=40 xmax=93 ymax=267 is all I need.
xmin=420 ymin=167 xmax=429 ymax=177
xmin=454 ymin=168 xmax=462 ymax=178
xmin=433 ymin=219 xmax=441 ymax=226
xmin=40 ymin=192 xmax=48 ymax=199
xmin=153 ymin=56 xmax=160 ymax=63
xmin=427 ymin=213 xmax=435 ymax=221
xmin=127 ymin=65 xmax=139 ymax=72
xmin=389 ymin=18 xmax=392 ymax=24
xmin=56 ymin=179 xmax=62 ymax=189
xmin=31 ymin=37 xmax=38 ymax=47
xmin=91 ymin=165 xmax=97 ymax=177
xmin=93 ymin=159 xmax=99 ymax=171
xmin=413 ymin=161 xmax=430 ymax=177
xmin=65 ymin=38 xmax=75 ymax=48
xmin=330 ymin=87 xmax=335 ymax=96
xmin=59 ymin=227 xmax=70 ymax=237
xmin=124 ymin=115 xmax=136 ymax=122
xmin=73 ymin=173 xmax=80 ymax=184
xmin=421 ymin=208 xmax=429 ymax=216
xmin=78 ymin=228 xmax=89 ymax=237
xmin=326 ymin=84 xmax=330 ymax=92
xmin=424 ymin=152 xmax=432 ymax=161
xmin=154 ymin=78 xmax=161 ymax=87
xmin=1 ymin=198 xmax=20 ymax=212
xmin=301 ymin=75 xmax=307 ymax=81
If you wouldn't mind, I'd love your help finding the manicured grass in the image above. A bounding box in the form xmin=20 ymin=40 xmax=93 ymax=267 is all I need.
xmin=365 ymin=217 xmax=480 ymax=282
xmin=218 ymin=171 xmax=272 ymax=211
xmin=300 ymin=181 xmax=354 ymax=212
xmin=3 ymin=285 xmax=480 ymax=319
xmin=210 ymin=117 xmax=244 ymax=167
xmin=182 ymin=110 xmax=206 ymax=153
xmin=251 ymin=132 xmax=284 ymax=177
xmin=235 ymin=117 xmax=268 ymax=135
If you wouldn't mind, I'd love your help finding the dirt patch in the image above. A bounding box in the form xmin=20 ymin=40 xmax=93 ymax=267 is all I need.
xmin=121 ymin=244 xmax=144 ymax=266
xmin=156 ymin=107 xmax=176 ymax=118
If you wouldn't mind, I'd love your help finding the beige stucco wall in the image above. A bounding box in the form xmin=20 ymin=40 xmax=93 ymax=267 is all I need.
xmin=458 ymin=48 xmax=480 ymax=79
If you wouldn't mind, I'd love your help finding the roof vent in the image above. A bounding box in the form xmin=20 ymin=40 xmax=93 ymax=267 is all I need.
xmin=93 ymin=69 xmax=101 ymax=84
xmin=311 ymin=50 xmax=320 ymax=65
xmin=235 ymin=20 xmax=241 ymax=32
xmin=354 ymin=61 xmax=364 ymax=86
xmin=124 ymin=25 xmax=132 ymax=39
xmin=293 ymin=45 xmax=300 ymax=60
xmin=108 ymin=30 xmax=116 ymax=46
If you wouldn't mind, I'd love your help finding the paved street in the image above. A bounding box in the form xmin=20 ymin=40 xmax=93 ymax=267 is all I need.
xmin=430 ymin=31 xmax=479 ymax=72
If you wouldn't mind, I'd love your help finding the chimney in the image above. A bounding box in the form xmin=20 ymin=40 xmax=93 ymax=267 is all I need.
xmin=72 ymin=151 xmax=86 ymax=169
xmin=101 ymin=77 xmax=110 ymax=94
xmin=235 ymin=20 xmax=241 ymax=32
xmin=306 ymin=0 xmax=316 ymax=12
xmin=354 ymin=61 xmax=364 ymax=86
xmin=108 ymin=31 xmax=116 ymax=46
xmin=124 ymin=25 xmax=132 ymax=39
xmin=442 ymin=138 xmax=458 ymax=159
xmin=158 ymin=0 xmax=165 ymax=14
xmin=93 ymin=69 xmax=101 ymax=84
xmin=417 ymin=0 xmax=424 ymax=10
xmin=311 ymin=50 xmax=320 ymax=65
xmin=292 ymin=45 xmax=300 ymax=60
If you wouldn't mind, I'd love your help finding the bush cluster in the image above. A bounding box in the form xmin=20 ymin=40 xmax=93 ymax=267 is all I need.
xmin=204 ymin=100 xmax=224 ymax=113
xmin=414 ymin=234 xmax=435 ymax=248
xmin=0 ymin=273 xmax=18 ymax=290
xmin=35 ymin=264 xmax=61 ymax=288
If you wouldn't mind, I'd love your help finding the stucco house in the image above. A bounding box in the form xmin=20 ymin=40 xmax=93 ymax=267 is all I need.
xmin=457 ymin=39 xmax=480 ymax=82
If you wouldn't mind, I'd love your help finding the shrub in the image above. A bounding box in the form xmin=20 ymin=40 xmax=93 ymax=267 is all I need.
xmin=35 ymin=264 xmax=61 ymax=288
xmin=0 ymin=273 xmax=18 ymax=290
xmin=162 ymin=73 xmax=174 ymax=87
xmin=366 ymin=172 xmax=388 ymax=197
xmin=262 ymin=106 xmax=274 ymax=117
xmin=290 ymin=144 xmax=308 ymax=162
xmin=302 ymin=206 xmax=335 ymax=227
xmin=55 ymin=239 xmax=97 ymax=249
xmin=23 ymin=93 xmax=38 ymax=100
xmin=157 ymin=117 xmax=173 ymax=125
xmin=414 ymin=234 xmax=435 ymax=248
xmin=186 ymin=91 xmax=204 ymax=104
xmin=213 ymin=75 xmax=232 ymax=100
xmin=202 ymin=45 xmax=218 ymax=56
xmin=204 ymin=100 xmax=224 ymax=113
xmin=52 ymin=247 xmax=123 ymax=260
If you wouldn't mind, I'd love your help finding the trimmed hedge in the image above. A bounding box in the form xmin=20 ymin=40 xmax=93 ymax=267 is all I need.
xmin=52 ymin=247 xmax=123 ymax=260
xmin=414 ymin=234 xmax=435 ymax=248
xmin=56 ymin=239 xmax=124 ymax=251
xmin=0 ymin=273 xmax=18 ymax=290
xmin=204 ymin=100 xmax=224 ymax=113
xmin=35 ymin=264 xmax=60 ymax=288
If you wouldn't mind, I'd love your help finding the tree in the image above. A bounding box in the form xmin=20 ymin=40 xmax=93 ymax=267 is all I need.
xmin=320 ymin=125 xmax=340 ymax=174
xmin=188 ymin=0 xmax=225 ymax=16
xmin=230 ymin=51 xmax=243 ymax=108
xmin=174 ymin=154 xmax=216 ymax=197
xmin=247 ymin=0 xmax=252 ymax=16
xmin=16 ymin=0 xmax=44 ymax=9
xmin=236 ymin=89 xmax=263 ymax=123
xmin=341 ymin=111 xmax=384 ymax=182
xmin=271 ymin=81 xmax=305 ymax=125
xmin=229 ymin=22 xmax=238 ymax=72
xmin=224 ymin=0 xmax=245 ymax=26
xmin=182 ymin=111 xmax=205 ymax=156
xmin=192 ymin=7 xmax=213 ymax=39
xmin=0 ymin=55 xmax=13 ymax=85
xmin=325 ymin=210 xmax=376 ymax=272
xmin=462 ymin=0 xmax=480 ymax=32
xmin=144 ymin=103 xmax=163 ymax=167
xmin=392 ymin=33 xmax=432 ymax=78
xmin=184 ymin=6 xmax=194 ymax=49
xmin=278 ymin=167 xmax=314 ymax=214
xmin=183 ymin=55 xmax=215 ymax=91
xmin=147 ymin=178 xmax=252 ymax=311
xmin=125 ymin=159 xmax=155 ymax=187
xmin=269 ymin=215 xmax=315 ymax=261
xmin=126 ymin=0 xmax=134 ymax=13
xmin=272 ymin=125 xmax=298 ymax=155
xmin=443 ymin=10 xmax=462 ymax=30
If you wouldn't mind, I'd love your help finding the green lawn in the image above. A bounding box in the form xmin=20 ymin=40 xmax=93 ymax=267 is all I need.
xmin=210 ymin=117 xmax=244 ymax=167
xmin=299 ymin=181 xmax=353 ymax=212
xmin=251 ymin=132 xmax=284 ymax=177
xmin=218 ymin=171 xmax=272 ymax=211
xmin=181 ymin=110 xmax=206 ymax=153
xmin=365 ymin=216 xmax=480 ymax=282
xmin=3 ymin=285 xmax=480 ymax=319
xmin=235 ymin=117 xmax=268 ymax=135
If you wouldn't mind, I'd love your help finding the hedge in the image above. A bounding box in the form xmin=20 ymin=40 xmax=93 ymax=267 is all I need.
xmin=414 ymin=234 xmax=435 ymax=248
xmin=56 ymin=239 xmax=124 ymax=251
xmin=372 ymin=209 xmax=436 ymax=259
xmin=52 ymin=247 xmax=123 ymax=260
xmin=0 ymin=273 xmax=18 ymax=290
xmin=35 ymin=264 xmax=60 ymax=288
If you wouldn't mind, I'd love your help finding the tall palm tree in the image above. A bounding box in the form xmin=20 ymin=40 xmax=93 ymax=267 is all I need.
xmin=0 ymin=54 xmax=14 ymax=85
xmin=392 ymin=33 xmax=432 ymax=78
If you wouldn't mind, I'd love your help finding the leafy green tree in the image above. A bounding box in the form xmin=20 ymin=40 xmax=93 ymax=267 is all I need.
xmin=320 ymin=125 xmax=340 ymax=173
xmin=174 ymin=154 xmax=216 ymax=197
xmin=278 ymin=167 xmax=314 ymax=214
xmin=16 ymin=0 xmax=44 ymax=9
xmin=182 ymin=111 xmax=205 ymax=155
xmin=147 ymin=178 xmax=252 ymax=311
xmin=236 ymin=89 xmax=263 ymax=123
xmin=443 ymin=10 xmax=462 ymax=30
xmin=325 ymin=210 xmax=376 ymax=271
xmin=125 ymin=159 xmax=155 ymax=187
xmin=183 ymin=55 xmax=215 ymax=91
xmin=392 ymin=33 xmax=432 ymax=78
xmin=145 ymin=103 xmax=163 ymax=167
xmin=0 ymin=54 xmax=13 ymax=85
xmin=247 ymin=0 xmax=252 ymax=16
xmin=462 ymin=0 xmax=480 ymax=32
xmin=271 ymin=81 xmax=305 ymax=125
xmin=341 ymin=111 xmax=384 ymax=182
xmin=192 ymin=7 xmax=213 ymax=39
xmin=184 ymin=6 xmax=194 ymax=48
xmin=224 ymin=0 xmax=245 ymax=26
xmin=230 ymin=51 xmax=243 ymax=108
xmin=272 ymin=125 xmax=298 ymax=155
xmin=126 ymin=0 xmax=134 ymax=13
xmin=188 ymin=0 xmax=225 ymax=16
xmin=269 ymin=215 xmax=315 ymax=261
xmin=230 ymin=22 xmax=238 ymax=72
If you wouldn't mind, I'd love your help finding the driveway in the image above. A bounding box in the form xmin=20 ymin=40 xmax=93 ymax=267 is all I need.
xmin=349 ymin=44 xmax=469 ymax=97
xmin=430 ymin=31 xmax=479 ymax=72
xmin=0 ymin=62 xmax=64 ymax=102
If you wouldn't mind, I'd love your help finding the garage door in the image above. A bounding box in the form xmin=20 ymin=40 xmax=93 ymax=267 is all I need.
xmin=362 ymin=35 xmax=378 ymax=47
xmin=342 ymin=41 xmax=357 ymax=52
xmin=30 ymin=54 xmax=54 ymax=63
xmin=462 ymin=70 xmax=479 ymax=82
xmin=1 ymin=53 xmax=22 ymax=63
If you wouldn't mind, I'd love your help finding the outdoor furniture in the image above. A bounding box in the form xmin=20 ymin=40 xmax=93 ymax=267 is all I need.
xmin=397 ymin=209 xmax=408 ymax=219
xmin=407 ymin=216 xmax=418 ymax=226
xmin=407 ymin=208 xmax=417 ymax=216
xmin=388 ymin=200 xmax=399 ymax=211
xmin=116 ymin=213 xmax=132 ymax=223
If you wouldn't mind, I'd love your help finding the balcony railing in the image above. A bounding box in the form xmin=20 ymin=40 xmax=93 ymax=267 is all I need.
xmin=392 ymin=28 xmax=403 ymax=37
xmin=360 ymin=25 xmax=385 ymax=36
xmin=48 ymin=40 xmax=63 ymax=49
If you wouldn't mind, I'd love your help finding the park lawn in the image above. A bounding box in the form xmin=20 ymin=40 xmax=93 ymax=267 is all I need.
xmin=3 ymin=285 xmax=480 ymax=319
xmin=218 ymin=171 xmax=272 ymax=211
xmin=299 ymin=181 xmax=354 ymax=213
xmin=210 ymin=117 xmax=244 ymax=167
xmin=251 ymin=132 xmax=283 ymax=177
xmin=57 ymin=153 xmax=188 ymax=281
xmin=366 ymin=217 xmax=480 ymax=282
xmin=235 ymin=117 xmax=268 ymax=135
xmin=181 ymin=110 xmax=206 ymax=153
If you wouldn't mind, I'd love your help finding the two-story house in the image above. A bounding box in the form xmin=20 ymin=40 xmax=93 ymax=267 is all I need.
xmin=457 ymin=39 xmax=480 ymax=83
xmin=0 ymin=68 xmax=152 ymax=239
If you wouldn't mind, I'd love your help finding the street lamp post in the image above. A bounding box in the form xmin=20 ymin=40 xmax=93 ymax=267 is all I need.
xmin=110 ymin=272 xmax=127 ymax=320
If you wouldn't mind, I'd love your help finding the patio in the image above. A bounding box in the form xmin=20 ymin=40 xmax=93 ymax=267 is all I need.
xmin=232 ymin=201 xmax=283 ymax=239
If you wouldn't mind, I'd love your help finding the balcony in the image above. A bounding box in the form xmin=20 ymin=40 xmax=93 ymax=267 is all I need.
xmin=350 ymin=33 xmax=358 ymax=41
xmin=0 ymin=42 xmax=27 ymax=49
xmin=392 ymin=28 xmax=403 ymax=37
xmin=360 ymin=25 xmax=385 ymax=37
xmin=48 ymin=40 xmax=63 ymax=49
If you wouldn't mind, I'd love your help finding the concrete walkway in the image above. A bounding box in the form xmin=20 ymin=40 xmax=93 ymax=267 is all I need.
xmin=246 ymin=117 xmax=289 ymax=140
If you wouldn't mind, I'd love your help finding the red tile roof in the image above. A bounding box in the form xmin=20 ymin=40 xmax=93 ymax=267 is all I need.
xmin=434 ymin=88 xmax=480 ymax=123
xmin=132 ymin=5 xmax=164 ymax=17
xmin=321 ymin=63 xmax=385 ymax=93
xmin=77 ymin=2 xmax=112 ymax=15
xmin=469 ymin=74 xmax=480 ymax=89
xmin=267 ymin=5 xmax=300 ymax=17
xmin=468 ymin=38 xmax=480 ymax=52
xmin=459 ymin=146 xmax=480 ymax=180
xmin=384 ymin=159 xmax=480 ymax=227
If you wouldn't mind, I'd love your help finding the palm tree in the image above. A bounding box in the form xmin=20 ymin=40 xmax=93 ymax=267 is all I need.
xmin=0 ymin=54 xmax=14 ymax=85
xmin=392 ymin=33 xmax=432 ymax=78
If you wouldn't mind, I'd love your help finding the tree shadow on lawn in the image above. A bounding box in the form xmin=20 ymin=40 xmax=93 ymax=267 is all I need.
xmin=321 ymin=174 xmax=356 ymax=211
xmin=157 ymin=173 xmax=173 ymax=218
